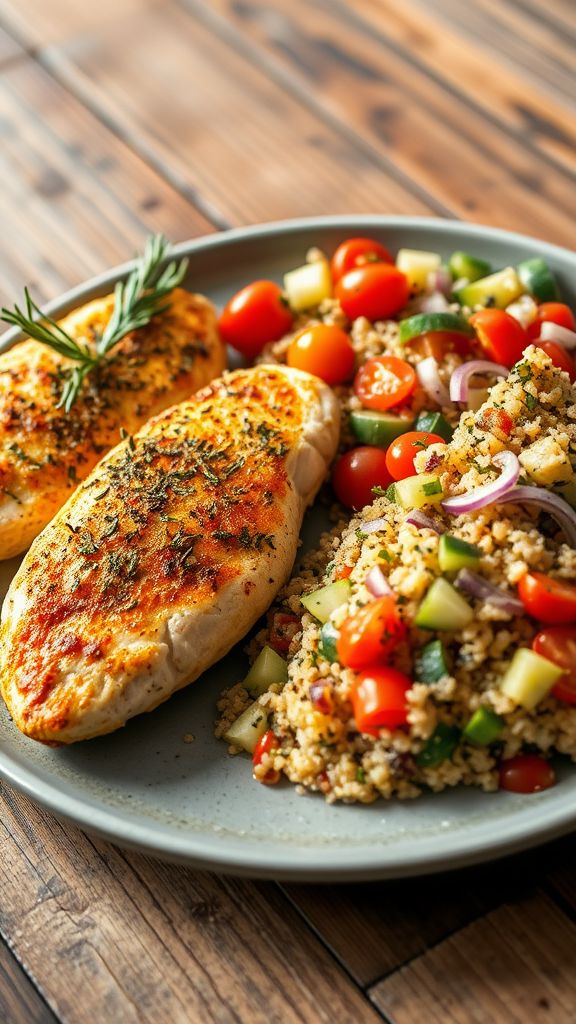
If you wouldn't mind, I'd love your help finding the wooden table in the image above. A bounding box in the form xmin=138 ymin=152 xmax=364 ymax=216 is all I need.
xmin=0 ymin=1 xmax=575 ymax=1021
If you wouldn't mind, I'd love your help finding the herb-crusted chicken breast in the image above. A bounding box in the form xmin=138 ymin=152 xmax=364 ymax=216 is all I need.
xmin=0 ymin=365 xmax=339 ymax=744
xmin=0 ymin=287 xmax=225 ymax=559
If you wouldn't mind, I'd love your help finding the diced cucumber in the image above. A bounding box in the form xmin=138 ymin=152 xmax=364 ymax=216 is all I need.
xmin=395 ymin=474 xmax=444 ymax=510
xmin=399 ymin=312 xmax=473 ymax=344
xmin=463 ymin=707 xmax=504 ymax=745
xmin=415 ymin=577 xmax=474 ymax=631
xmin=415 ymin=722 xmax=460 ymax=768
xmin=516 ymin=258 xmax=559 ymax=302
xmin=243 ymin=645 xmax=288 ymax=696
xmin=301 ymin=579 xmax=351 ymax=623
xmin=438 ymin=534 xmax=482 ymax=573
xmin=500 ymin=648 xmax=563 ymax=710
xmin=223 ymin=702 xmax=268 ymax=753
xmin=448 ymin=251 xmax=492 ymax=283
xmin=350 ymin=409 xmax=414 ymax=447
xmin=554 ymin=479 xmax=576 ymax=510
xmin=455 ymin=267 xmax=524 ymax=309
xmin=284 ymin=259 xmax=332 ymax=311
xmin=396 ymin=249 xmax=441 ymax=293
xmin=415 ymin=410 xmax=454 ymax=443
xmin=319 ymin=621 xmax=340 ymax=664
xmin=414 ymin=639 xmax=452 ymax=683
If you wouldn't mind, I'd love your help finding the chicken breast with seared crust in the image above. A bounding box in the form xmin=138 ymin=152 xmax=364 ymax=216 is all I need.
xmin=0 ymin=288 xmax=225 ymax=559
xmin=0 ymin=365 xmax=340 ymax=744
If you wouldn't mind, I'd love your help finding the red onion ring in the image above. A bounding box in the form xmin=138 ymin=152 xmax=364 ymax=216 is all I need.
xmin=449 ymin=360 xmax=508 ymax=403
xmin=416 ymin=356 xmax=451 ymax=407
xmin=539 ymin=322 xmax=576 ymax=350
xmin=428 ymin=267 xmax=453 ymax=297
xmin=405 ymin=510 xmax=446 ymax=534
xmin=442 ymin=451 xmax=520 ymax=515
xmin=455 ymin=568 xmax=525 ymax=615
xmin=415 ymin=290 xmax=450 ymax=314
xmin=498 ymin=486 xmax=576 ymax=547
xmin=365 ymin=565 xmax=393 ymax=597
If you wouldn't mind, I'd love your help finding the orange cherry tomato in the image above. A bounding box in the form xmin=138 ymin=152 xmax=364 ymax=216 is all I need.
xmin=337 ymin=597 xmax=406 ymax=670
xmin=469 ymin=308 xmax=528 ymax=368
xmin=385 ymin=431 xmax=445 ymax=481
xmin=351 ymin=665 xmax=412 ymax=734
xmin=353 ymin=355 xmax=417 ymax=412
xmin=518 ymin=572 xmax=576 ymax=624
xmin=499 ymin=755 xmax=555 ymax=794
xmin=330 ymin=237 xmax=393 ymax=282
xmin=335 ymin=264 xmax=410 ymax=322
xmin=536 ymin=341 xmax=576 ymax=382
xmin=533 ymin=626 xmax=576 ymax=704
xmin=527 ymin=302 xmax=576 ymax=341
xmin=286 ymin=323 xmax=355 ymax=385
xmin=253 ymin=729 xmax=278 ymax=767
xmin=331 ymin=447 xmax=392 ymax=510
xmin=219 ymin=280 xmax=293 ymax=360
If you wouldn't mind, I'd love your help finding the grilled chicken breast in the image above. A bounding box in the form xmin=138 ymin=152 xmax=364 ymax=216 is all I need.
xmin=0 ymin=365 xmax=339 ymax=744
xmin=0 ymin=288 xmax=225 ymax=559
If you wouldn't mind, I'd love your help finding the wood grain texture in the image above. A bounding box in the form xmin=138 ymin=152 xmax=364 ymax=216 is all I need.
xmin=0 ymin=24 xmax=21 ymax=65
xmin=0 ymin=0 xmax=152 ymax=47
xmin=0 ymin=939 xmax=57 ymax=1024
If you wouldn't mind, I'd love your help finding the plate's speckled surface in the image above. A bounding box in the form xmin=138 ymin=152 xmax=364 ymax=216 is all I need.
xmin=1 ymin=216 xmax=575 ymax=880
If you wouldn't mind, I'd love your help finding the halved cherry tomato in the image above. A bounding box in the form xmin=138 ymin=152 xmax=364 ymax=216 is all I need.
xmin=253 ymin=729 xmax=278 ymax=767
xmin=268 ymin=611 xmax=301 ymax=655
xmin=332 ymin=447 xmax=392 ymax=510
xmin=219 ymin=280 xmax=293 ymax=360
xmin=286 ymin=323 xmax=355 ymax=385
xmin=337 ymin=597 xmax=406 ymax=670
xmin=518 ymin=572 xmax=576 ymax=624
xmin=351 ymin=666 xmax=412 ymax=734
xmin=527 ymin=301 xmax=576 ymax=341
xmin=408 ymin=330 xmax=474 ymax=361
xmin=353 ymin=355 xmax=417 ymax=411
xmin=385 ymin=431 xmax=445 ymax=481
xmin=335 ymin=264 xmax=410 ymax=321
xmin=533 ymin=626 xmax=576 ymax=704
xmin=499 ymin=755 xmax=555 ymax=794
xmin=330 ymin=237 xmax=393 ymax=282
xmin=536 ymin=341 xmax=576 ymax=382
xmin=469 ymin=308 xmax=528 ymax=368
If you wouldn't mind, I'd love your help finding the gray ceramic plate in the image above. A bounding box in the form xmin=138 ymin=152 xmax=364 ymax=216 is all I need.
xmin=1 ymin=216 xmax=575 ymax=880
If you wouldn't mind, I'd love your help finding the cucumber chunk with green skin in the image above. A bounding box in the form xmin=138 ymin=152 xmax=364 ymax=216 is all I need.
xmin=399 ymin=312 xmax=474 ymax=344
xmin=416 ymin=723 xmax=461 ymax=768
xmin=463 ymin=707 xmax=505 ymax=745
xmin=243 ymin=645 xmax=288 ymax=696
xmin=438 ymin=534 xmax=482 ymax=573
xmin=223 ymin=702 xmax=268 ymax=753
xmin=350 ymin=409 xmax=414 ymax=447
xmin=500 ymin=648 xmax=563 ymax=710
xmin=319 ymin=621 xmax=340 ymax=664
xmin=301 ymin=579 xmax=351 ymax=623
xmin=517 ymin=258 xmax=559 ymax=302
xmin=415 ymin=410 xmax=453 ymax=443
xmin=395 ymin=474 xmax=444 ymax=510
xmin=448 ymin=251 xmax=492 ymax=283
xmin=455 ymin=266 xmax=524 ymax=309
xmin=414 ymin=639 xmax=452 ymax=683
xmin=415 ymin=577 xmax=474 ymax=630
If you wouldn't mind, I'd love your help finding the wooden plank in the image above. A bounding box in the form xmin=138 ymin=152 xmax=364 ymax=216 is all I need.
xmin=0 ymin=784 xmax=385 ymax=1024
xmin=0 ymin=0 xmax=152 ymax=47
xmin=0 ymin=24 xmax=21 ymax=64
xmin=370 ymin=892 xmax=576 ymax=1024
xmin=0 ymin=939 xmax=57 ymax=1024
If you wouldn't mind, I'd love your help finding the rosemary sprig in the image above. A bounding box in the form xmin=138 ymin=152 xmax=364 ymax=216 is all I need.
xmin=0 ymin=234 xmax=188 ymax=412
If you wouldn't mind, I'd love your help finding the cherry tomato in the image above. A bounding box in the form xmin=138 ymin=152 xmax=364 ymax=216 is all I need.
xmin=533 ymin=627 xmax=576 ymax=704
xmin=337 ymin=597 xmax=406 ymax=670
xmin=408 ymin=331 xmax=474 ymax=361
xmin=331 ymin=447 xmax=392 ymax=510
xmin=253 ymin=730 xmax=278 ymax=767
xmin=219 ymin=280 xmax=293 ymax=360
xmin=499 ymin=755 xmax=555 ymax=794
xmin=268 ymin=611 xmax=300 ymax=655
xmin=334 ymin=564 xmax=353 ymax=581
xmin=353 ymin=356 xmax=417 ymax=412
xmin=518 ymin=572 xmax=576 ymax=624
xmin=536 ymin=341 xmax=576 ymax=382
xmin=385 ymin=431 xmax=445 ymax=481
xmin=469 ymin=308 xmax=528 ymax=368
xmin=286 ymin=323 xmax=355 ymax=385
xmin=351 ymin=666 xmax=412 ymax=735
xmin=527 ymin=302 xmax=576 ymax=341
xmin=335 ymin=264 xmax=410 ymax=322
xmin=330 ymin=237 xmax=393 ymax=282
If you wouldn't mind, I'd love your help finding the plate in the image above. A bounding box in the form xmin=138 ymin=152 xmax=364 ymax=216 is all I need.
xmin=1 ymin=216 xmax=575 ymax=881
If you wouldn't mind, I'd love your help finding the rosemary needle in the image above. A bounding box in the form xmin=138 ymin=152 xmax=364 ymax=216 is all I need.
xmin=0 ymin=234 xmax=188 ymax=412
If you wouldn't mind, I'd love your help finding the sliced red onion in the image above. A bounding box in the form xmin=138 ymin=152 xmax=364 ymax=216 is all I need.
xmin=361 ymin=516 xmax=388 ymax=535
xmin=427 ymin=267 xmax=453 ymax=297
xmin=442 ymin=451 xmax=520 ymax=515
xmin=365 ymin=565 xmax=393 ymax=597
xmin=539 ymin=322 xmax=576 ymax=350
xmin=417 ymin=290 xmax=450 ymax=314
xmin=405 ymin=510 xmax=446 ymax=534
xmin=498 ymin=486 xmax=576 ymax=547
xmin=416 ymin=356 xmax=451 ymax=407
xmin=455 ymin=569 xmax=525 ymax=615
xmin=505 ymin=295 xmax=538 ymax=329
xmin=449 ymin=360 xmax=508 ymax=403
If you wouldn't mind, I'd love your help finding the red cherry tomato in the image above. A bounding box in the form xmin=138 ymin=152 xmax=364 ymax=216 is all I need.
xmin=331 ymin=447 xmax=392 ymax=510
xmin=330 ymin=237 xmax=393 ymax=282
xmin=408 ymin=331 xmax=474 ymax=361
xmin=499 ymin=755 xmax=555 ymax=794
xmin=353 ymin=356 xmax=417 ymax=412
xmin=253 ymin=730 xmax=278 ymax=767
xmin=351 ymin=666 xmax=412 ymax=735
xmin=469 ymin=308 xmax=528 ymax=368
xmin=536 ymin=341 xmax=576 ymax=382
xmin=219 ymin=280 xmax=293 ymax=360
xmin=286 ymin=323 xmax=355 ymax=385
xmin=385 ymin=431 xmax=446 ymax=481
xmin=335 ymin=264 xmax=410 ymax=321
xmin=268 ymin=611 xmax=301 ymax=655
xmin=518 ymin=572 xmax=576 ymax=624
xmin=533 ymin=626 xmax=576 ymax=704
xmin=337 ymin=597 xmax=406 ymax=670
xmin=527 ymin=302 xmax=576 ymax=341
